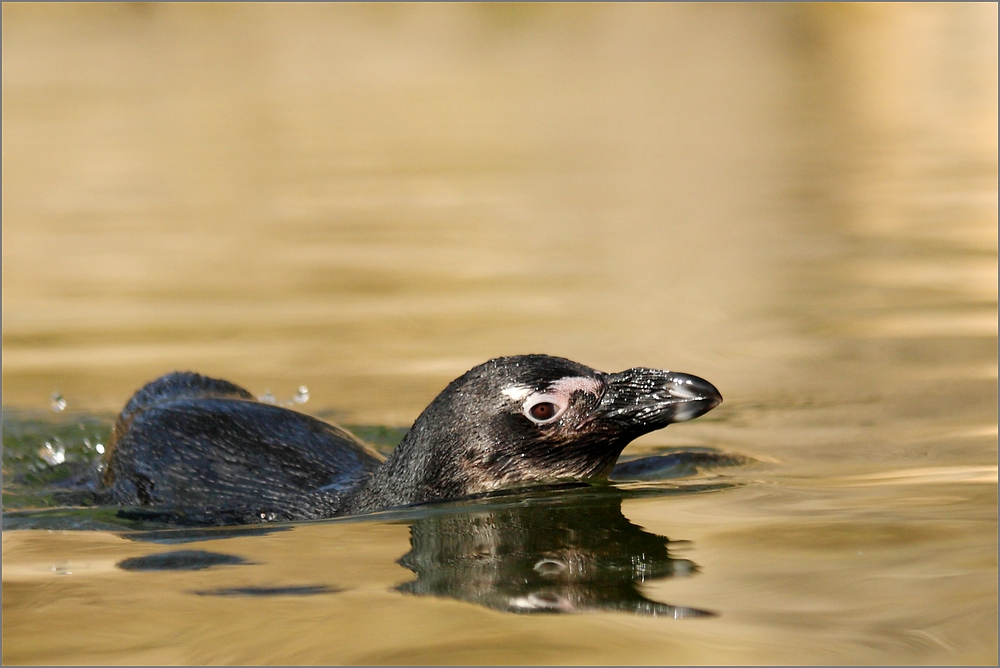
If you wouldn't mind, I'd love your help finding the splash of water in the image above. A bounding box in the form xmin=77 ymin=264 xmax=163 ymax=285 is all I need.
xmin=38 ymin=441 xmax=66 ymax=466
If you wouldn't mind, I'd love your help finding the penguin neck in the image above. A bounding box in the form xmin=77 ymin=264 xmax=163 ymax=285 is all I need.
xmin=343 ymin=417 xmax=467 ymax=515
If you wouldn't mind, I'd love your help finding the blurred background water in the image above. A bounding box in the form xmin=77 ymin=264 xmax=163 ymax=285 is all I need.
xmin=2 ymin=3 xmax=997 ymax=665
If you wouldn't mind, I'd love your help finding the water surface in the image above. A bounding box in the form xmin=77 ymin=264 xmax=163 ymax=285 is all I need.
xmin=3 ymin=4 xmax=997 ymax=665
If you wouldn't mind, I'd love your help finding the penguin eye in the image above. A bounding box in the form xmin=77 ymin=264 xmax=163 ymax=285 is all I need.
xmin=529 ymin=403 xmax=557 ymax=421
xmin=522 ymin=394 xmax=568 ymax=425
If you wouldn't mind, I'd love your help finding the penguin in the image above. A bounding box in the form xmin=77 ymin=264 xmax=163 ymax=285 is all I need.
xmin=100 ymin=355 xmax=722 ymax=523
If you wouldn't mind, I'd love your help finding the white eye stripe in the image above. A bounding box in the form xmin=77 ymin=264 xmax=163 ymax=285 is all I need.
xmin=502 ymin=385 xmax=533 ymax=402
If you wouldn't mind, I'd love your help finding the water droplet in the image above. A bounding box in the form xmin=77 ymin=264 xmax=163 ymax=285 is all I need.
xmin=259 ymin=391 xmax=277 ymax=404
xmin=50 ymin=393 xmax=67 ymax=412
xmin=96 ymin=443 xmax=105 ymax=455
xmin=39 ymin=442 xmax=66 ymax=466
xmin=294 ymin=386 xmax=309 ymax=404
xmin=49 ymin=563 xmax=73 ymax=575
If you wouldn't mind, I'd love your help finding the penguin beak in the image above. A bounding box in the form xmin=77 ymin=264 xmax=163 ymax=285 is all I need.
xmin=595 ymin=368 xmax=722 ymax=431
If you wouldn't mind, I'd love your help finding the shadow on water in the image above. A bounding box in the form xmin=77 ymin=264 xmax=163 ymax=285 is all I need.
xmin=193 ymin=585 xmax=343 ymax=597
xmin=117 ymin=549 xmax=252 ymax=571
xmin=112 ymin=548 xmax=343 ymax=598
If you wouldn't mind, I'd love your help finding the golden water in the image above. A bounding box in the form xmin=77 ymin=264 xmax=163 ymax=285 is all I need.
xmin=3 ymin=3 xmax=997 ymax=664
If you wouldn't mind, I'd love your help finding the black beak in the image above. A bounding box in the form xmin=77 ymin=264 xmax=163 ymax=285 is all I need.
xmin=595 ymin=368 xmax=722 ymax=432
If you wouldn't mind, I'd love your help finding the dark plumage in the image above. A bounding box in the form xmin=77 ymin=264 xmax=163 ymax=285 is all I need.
xmin=100 ymin=355 xmax=722 ymax=523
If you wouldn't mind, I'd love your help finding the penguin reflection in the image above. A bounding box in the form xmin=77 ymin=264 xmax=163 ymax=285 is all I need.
xmin=396 ymin=493 xmax=714 ymax=617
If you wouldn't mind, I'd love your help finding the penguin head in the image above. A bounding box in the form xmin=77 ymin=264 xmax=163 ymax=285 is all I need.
xmin=361 ymin=355 xmax=722 ymax=510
